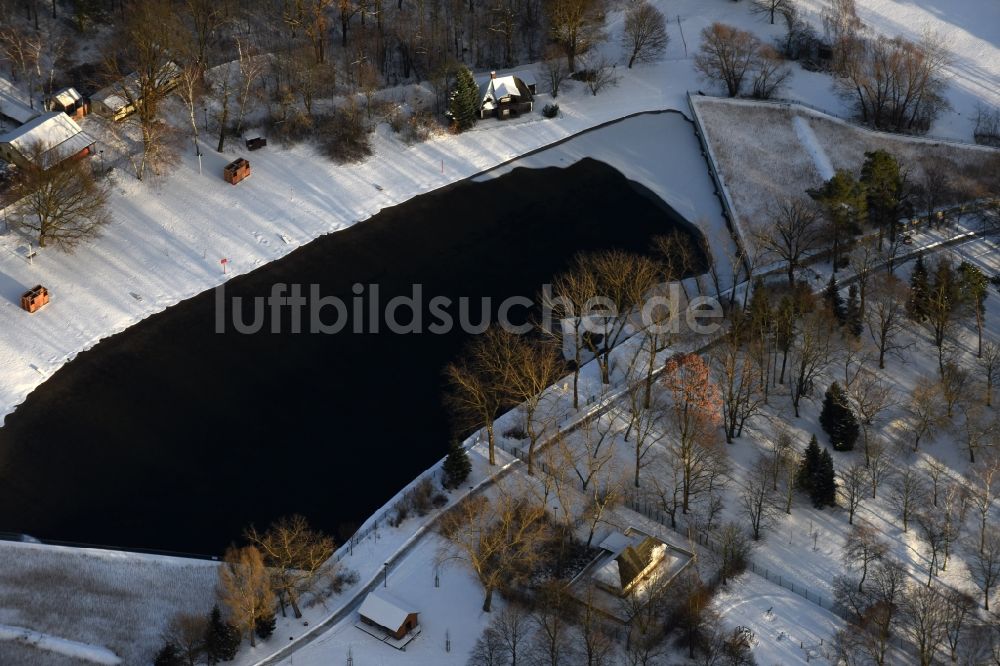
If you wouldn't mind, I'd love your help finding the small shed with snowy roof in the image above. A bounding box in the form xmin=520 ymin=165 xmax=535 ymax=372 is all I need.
xmin=47 ymin=87 xmax=89 ymax=120
xmin=478 ymin=71 xmax=534 ymax=120
xmin=0 ymin=112 xmax=95 ymax=171
xmin=358 ymin=589 xmax=420 ymax=641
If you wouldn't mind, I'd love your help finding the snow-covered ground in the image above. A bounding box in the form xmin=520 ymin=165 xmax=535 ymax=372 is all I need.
xmin=713 ymin=574 xmax=843 ymax=665
xmin=797 ymin=0 xmax=1000 ymax=138
xmin=0 ymin=0 xmax=997 ymax=663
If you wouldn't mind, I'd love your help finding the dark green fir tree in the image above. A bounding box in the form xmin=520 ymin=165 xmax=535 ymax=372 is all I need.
xmin=824 ymin=274 xmax=846 ymax=323
xmin=819 ymin=382 xmax=859 ymax=451
xmin=448 ymin=67 xmax=480 ymax=132
xmin=204 ymin=605 xmax=240 ymax=664
xmin=443 ymin=439 xmax=472 ymax=489
xmin=845 ymin=284 xmax=863 ymax=337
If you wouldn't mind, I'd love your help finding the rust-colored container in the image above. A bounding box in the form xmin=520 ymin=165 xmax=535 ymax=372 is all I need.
xmin=21 ymin=285 xmax=49 ymax=313
xmin=223 ymin=158 xmax=251 ymax=185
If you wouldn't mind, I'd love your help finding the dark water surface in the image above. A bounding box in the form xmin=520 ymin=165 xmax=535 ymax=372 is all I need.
xmin=0 ymin=158 xmax=704 ymax=555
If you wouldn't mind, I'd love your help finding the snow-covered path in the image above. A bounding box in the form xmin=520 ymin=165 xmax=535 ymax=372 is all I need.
xmin=792 ymin=115 xmax=835 ymax=181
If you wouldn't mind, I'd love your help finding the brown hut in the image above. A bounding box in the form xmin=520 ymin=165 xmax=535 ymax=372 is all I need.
xmin=358 ymin=590 xmax=419 ymax=640
xmin=223 ymin=158 xmax=251 ymax=185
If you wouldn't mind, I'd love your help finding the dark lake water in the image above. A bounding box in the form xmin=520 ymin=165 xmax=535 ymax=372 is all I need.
xmin=0 ymin=158 xmax=705 ymax=555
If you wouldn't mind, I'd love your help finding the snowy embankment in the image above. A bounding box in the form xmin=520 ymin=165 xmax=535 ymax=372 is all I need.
xmin=0 ymin=625 xmax=121 ymax=665
xmin=0 ymin=540 xmax=218 ymax=665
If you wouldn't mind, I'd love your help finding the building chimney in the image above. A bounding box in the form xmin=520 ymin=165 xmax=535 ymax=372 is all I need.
xmin=490 ymin=71 xmax=496 ymax=79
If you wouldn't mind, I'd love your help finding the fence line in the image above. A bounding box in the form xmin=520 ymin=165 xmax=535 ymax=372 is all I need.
xmin=622 ymin=492 xmax=852 ymax=621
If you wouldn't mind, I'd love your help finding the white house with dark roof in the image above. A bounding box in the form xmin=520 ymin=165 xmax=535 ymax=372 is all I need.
xmin=0 ymin=112 xmax=95 ymax=171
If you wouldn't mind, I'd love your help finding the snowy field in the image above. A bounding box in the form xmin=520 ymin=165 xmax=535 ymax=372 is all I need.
xmin=713 ymin=574 xmax=844 ymax=665
xmin=692 ymin=96 xmax=1000 ymax=255
xmin=0 ymin=541 xmax=218 ymax=664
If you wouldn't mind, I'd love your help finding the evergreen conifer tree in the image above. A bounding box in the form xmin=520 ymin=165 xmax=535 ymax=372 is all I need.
xmin=814 ymin=448 xmax=837 ymax=507
xmin=797 ymin=434 xmax=822 ymax=493
xmin=254 ymin=609 xmax=276 ymax=641
xmin=808 ymin=169 xmax=866 ymax=271
xmin=819 ymin=382 xmax=859 ymax=451
xmin=154 ymin=643 xmax=184 ymax=666
xmin=908 ymin=254 xmax=929 ymax=321
xmin=845 ymin=284 xmax=863 ymax=337
xmin=823 ymin=274 xmax=846 ymax=323
xmin=204 ymin=605 xmax=240 ymax=664
xmin=443 ymin=439 xmax=472 ymax=489
xmin=448 ymin=67 xmax=480 ymax=132
xmin=860 ymin=149 xmax=905 ymax=244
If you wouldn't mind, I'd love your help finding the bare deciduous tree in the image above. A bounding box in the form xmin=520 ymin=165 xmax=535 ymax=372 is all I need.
xmin=865 ymin=276 xmax=910 ymax=369
xmin=979 ymin=341 xmax=1000 ymax=407
xmin=694 ymin=23 xmax=759 ymax=97
xmin=840 ymin=462 xmax=866 ymax=525
xmin=789 ymin=311 xmax=835 ymax=418
xmin=908 ymin=378 xmax=944 ymax=450
xmin=507 ymin=336 xmax=564 ymax=475
xmin=621 ymin=0 xmax=668 ymax=68
xmin=845 ymin=523 xmax=887 ymax=593
xmin=754 ymin=198 xmax=823 ymax=287
xmin=245 ymin=514 xmax=335 ymax=619
xmin=546 ymin=0 xmax=606 ymax=72
xmin=969 ymin=527 xmax=1000 ymax=611
xmin=742 ymin=456 xmax=781 ymax=540
xmin=11 ymin=149 xmax=111 ymax=249
xmin=438 ymin=489 xmax=548 ymax=612
xmin=901 ymin=583 xmax=949 ymax=666
xmin=444 ymin=327 xmax=517 ymax=465
xmin=889 ymin=467 xmax=925 ymax=533
xmin=218 ymin=546 xmax=275 ymax=648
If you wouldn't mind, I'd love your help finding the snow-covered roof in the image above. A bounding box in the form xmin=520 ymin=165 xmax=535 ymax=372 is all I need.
xmin=0 ymin=89 xmax=40 ymax=125
xmin=0 ymin=112 xmax=94 ymax=169
xmin=93 ymin=62 xmax=182 ymax=113
xmin=358 ymin=590 xmax=417 ymax=630
xmin=476 ymin=69 xmax=536 ymax=88
xmin=52 ymin=87 xmax=83 ymax=108
xmin=479 ymin=73 xmax=533 ymax=108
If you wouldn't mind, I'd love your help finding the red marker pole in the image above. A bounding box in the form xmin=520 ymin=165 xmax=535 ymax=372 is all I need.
xmin=221 ymin=258 xmax=228 ymax=274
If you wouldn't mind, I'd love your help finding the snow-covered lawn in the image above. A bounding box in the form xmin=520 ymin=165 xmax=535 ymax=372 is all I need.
xmin=713 ymin=574 xmax=844 ymax=665
xmin=691 ymin=96 xmax=1000 ymax=256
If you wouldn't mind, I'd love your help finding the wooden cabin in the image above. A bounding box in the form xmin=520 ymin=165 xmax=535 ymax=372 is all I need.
xmin=21 ymin=285 xmax=49 ymax=313
xmin=223 ymin=158 xmax=251 ymax=185
xmin=358 ymin=590 xmax=419 ymax=640
xmin=0 ymin=112 xmax=95 ymax=171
